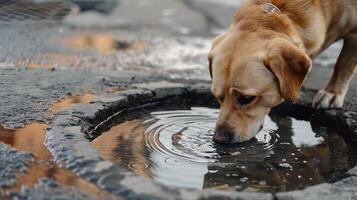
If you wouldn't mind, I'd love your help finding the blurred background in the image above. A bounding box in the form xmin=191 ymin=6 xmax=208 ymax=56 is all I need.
xmin=0 ymin=0 xmax=249 ymax=135
xmin=0 ymin=0 xmax=341 ymax=78
xmin=0 ymin=0 xmax=343 ymax=129
xmin=0 ymin=0 xmax=237 ymax=78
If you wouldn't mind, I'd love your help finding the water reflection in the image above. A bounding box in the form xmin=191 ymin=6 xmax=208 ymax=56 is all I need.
xmin=0 ymin=94 xmax=111 ymax=198
xmin=52 ymin=93 xmax=97 ymax=113
xmin=0 ymin=124 xmax=106 ymax=197
xmin=92 ymin=107 xmax=357 ymax=192
xmin=61 ymin=34 xmax=145 ymax=54
xmin=20 ymin=54 xmax=80 ymax=69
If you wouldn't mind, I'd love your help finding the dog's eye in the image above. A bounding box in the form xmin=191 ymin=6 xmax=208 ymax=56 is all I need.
xmin=237 ymin=95 xmax=256 ymax=106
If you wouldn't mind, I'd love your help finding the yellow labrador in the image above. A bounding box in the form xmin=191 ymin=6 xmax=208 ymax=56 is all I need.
xmin=209 ymin=0 xmax=357 ymax=143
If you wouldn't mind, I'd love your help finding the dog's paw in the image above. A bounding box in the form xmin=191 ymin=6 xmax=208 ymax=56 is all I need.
xmin=312 ymin=90 xmax=345 ymax=109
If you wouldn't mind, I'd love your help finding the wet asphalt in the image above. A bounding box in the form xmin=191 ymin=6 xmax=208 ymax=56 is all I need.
xmin=0 ymin=0 xmax=356 ymax=199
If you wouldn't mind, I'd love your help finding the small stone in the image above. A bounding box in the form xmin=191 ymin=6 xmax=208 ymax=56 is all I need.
xmin=230 ymin=151 xmax=241 ymax=156
xmin=348 ymin=166 xmax=357 ymax=176
xmin=277 ymin=177 xmax=357 ymax=200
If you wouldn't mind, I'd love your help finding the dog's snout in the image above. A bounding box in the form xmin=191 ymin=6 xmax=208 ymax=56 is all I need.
xmin=213 ymin=127 xmax=234 ymax=144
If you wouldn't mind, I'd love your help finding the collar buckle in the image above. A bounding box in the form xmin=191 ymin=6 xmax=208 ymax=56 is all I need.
xmin=261 ymin=3 xmax=281 ymax=14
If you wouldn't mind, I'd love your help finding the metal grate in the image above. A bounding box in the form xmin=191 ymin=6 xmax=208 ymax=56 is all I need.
xmin=0 ymin=0 xmax=77 ymax=24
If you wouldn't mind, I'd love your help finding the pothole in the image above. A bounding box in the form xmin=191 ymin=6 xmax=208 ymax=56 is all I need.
xmin=89 ymin=90 xmax=357 ymax=193
xmin=45 ymin=85 xmax=357 ymax=199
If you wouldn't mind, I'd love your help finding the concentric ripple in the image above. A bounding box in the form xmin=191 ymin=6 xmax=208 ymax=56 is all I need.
xmin=92 ymin=107 xmax=357 ymax=192
xmin=143 ymin=107 xmax=280 ymax=163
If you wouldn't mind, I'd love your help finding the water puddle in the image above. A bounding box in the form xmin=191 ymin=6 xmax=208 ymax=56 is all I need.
xmin=0 ymin=124 xmax=111 ymax=198
xmin=18 ymin=54 xmax=81 ymax=69
xmin=61 ymin=34 xmax=145 ymax=54
xmin=92 ymin=107 xmax=357 ymax=192
xmin=15 ymin=53 xmax=86 ymax=69
xmin=0 ymin=94 xmax=112 ymax=198
xmin=52 ymin=93 xmax=97 ymax=113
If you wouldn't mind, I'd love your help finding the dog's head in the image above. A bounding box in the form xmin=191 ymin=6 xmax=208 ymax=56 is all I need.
xmin=209 ymin=7 xmax=311 ymax=143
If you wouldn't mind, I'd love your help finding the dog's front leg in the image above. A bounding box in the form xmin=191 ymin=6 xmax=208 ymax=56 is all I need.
xmin=313 ymin=33 xmax=357 ymax=109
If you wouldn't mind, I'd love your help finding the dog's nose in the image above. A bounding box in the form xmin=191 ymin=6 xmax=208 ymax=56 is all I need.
xmin=213 ymin=128 xmax=234 ymax=144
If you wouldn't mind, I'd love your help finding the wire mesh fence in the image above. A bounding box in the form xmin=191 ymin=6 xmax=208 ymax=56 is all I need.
xmin=0 ymin=0 xmax=78 ymax=25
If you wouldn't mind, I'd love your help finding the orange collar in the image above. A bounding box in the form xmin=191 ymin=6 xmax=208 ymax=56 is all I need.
xmin=261 ymin=3 xmax=281 ymax=14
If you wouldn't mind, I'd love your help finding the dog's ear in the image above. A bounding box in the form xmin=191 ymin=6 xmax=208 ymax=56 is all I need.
xmin=208 ymin=33 xmax=226 ymax=79
xmin=208 ymin=57 xmax=213 ymax=79
xmin=264 ymin=39 xmax=311 ymax=102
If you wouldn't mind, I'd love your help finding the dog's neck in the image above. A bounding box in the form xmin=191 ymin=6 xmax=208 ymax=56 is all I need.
xmin=233 ymin=2 xmax=309 ymax=54
xmin=259 ymin=1 xmax=327 ymax=56
xmin=246 ymin=0 xmax=352 ymax=57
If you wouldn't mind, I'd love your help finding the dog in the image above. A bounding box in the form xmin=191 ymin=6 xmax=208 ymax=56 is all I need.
xmin=208 ymin=0 xmax=357 ymax=143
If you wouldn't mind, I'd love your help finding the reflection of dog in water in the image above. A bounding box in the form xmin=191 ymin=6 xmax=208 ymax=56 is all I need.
xmin=203 ymin=116 xmax=350 ymax=191
xmin=209 ymin=0 xmax=357 ymax=144
xmin=92 ymin=120 xmax=153 ymax=177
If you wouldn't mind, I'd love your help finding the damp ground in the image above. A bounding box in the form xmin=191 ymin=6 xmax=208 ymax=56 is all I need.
xmin=92 ymin=104 xmax=357 ymax=193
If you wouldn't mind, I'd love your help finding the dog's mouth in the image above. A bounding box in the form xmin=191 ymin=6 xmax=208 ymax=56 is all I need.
xmin=213 ymin=122 xmax=265 ymax=144
xmin=90 ymin=93 xmax=357 ymax=193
